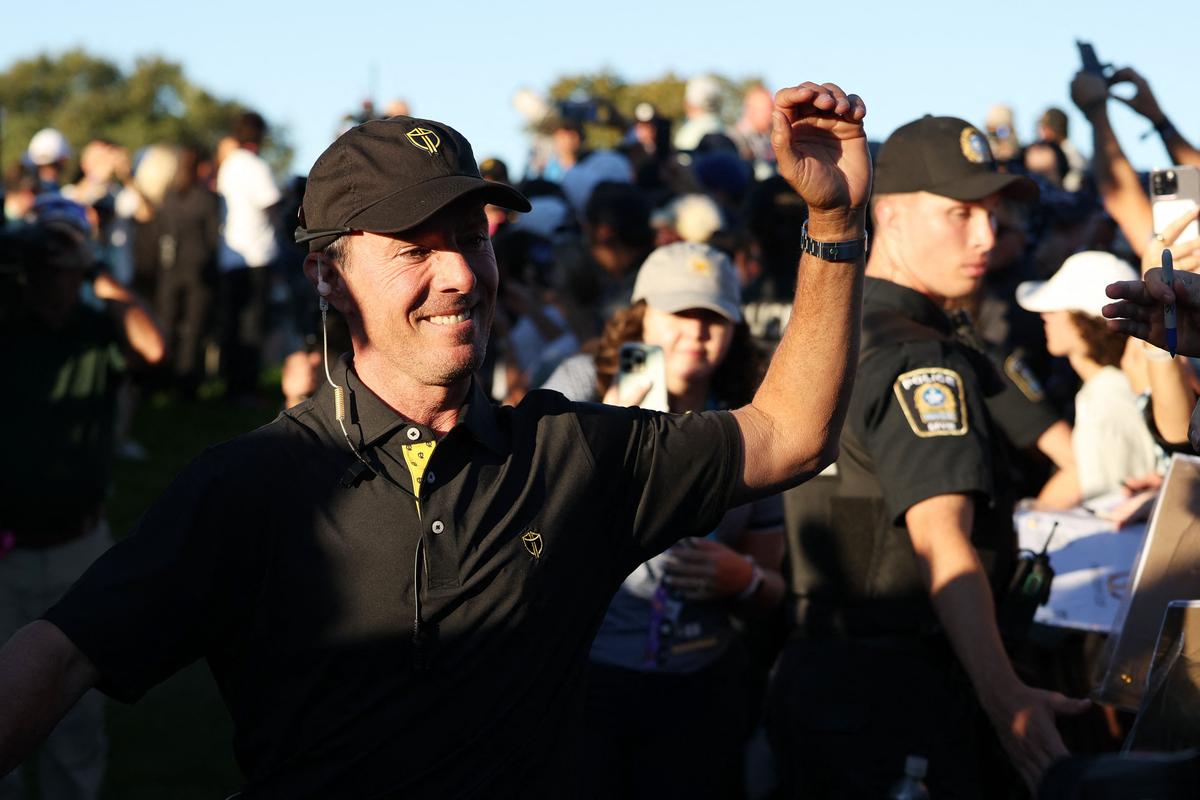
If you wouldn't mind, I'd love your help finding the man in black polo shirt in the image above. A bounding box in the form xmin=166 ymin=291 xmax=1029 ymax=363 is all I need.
xmin=771 ymin=117 xmax=1089 ymax=798
xmin=0 ymin=81 xmax=871 ymax=798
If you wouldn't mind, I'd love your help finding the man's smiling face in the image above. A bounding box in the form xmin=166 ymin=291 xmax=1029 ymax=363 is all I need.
xmin=332 ymin=198 xmax=498 ymax=388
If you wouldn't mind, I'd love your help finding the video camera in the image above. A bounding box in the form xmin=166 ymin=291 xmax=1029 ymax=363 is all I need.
xmin=553 ymin=93 xmax=623 ymax=129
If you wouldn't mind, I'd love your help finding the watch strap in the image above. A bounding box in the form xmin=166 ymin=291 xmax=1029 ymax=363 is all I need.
xmin=800 ymin=220 xmax=868 ymax=263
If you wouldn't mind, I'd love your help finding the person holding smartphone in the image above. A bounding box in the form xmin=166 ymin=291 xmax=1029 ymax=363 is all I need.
xmin=543 ymin=240 xmax=785 ymax=799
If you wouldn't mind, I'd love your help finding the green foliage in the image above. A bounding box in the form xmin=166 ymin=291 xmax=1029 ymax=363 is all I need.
xmin=0 ymin=49 xmax=293 ymax=180
xmin=546 ymin=69 xmax=765 ymax=150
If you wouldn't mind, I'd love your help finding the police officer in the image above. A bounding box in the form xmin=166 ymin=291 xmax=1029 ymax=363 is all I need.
xmin=0 ymin=82 xmax=871 ymax=799
xmin=770 ymin=116 xmax=1089 ymax=799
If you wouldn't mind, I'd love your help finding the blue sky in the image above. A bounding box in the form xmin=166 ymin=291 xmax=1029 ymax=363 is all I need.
xmin=6 ymin=1 xmax=1195 ymax=178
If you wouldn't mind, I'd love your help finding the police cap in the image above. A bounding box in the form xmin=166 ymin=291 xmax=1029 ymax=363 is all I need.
xmin=873 ymin=115 xmax=1037 ymax=203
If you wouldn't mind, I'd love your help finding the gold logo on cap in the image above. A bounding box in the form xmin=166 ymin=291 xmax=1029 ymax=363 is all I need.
xmin=406 ymin=127 xmax=441 ymax=155
xmin=521 ymin=530 xmax=543 ymax=560
xmin=689 ymin=257 xmax=712 ymax=276
xmin=960 ymin=128 xmax=993 ymax=165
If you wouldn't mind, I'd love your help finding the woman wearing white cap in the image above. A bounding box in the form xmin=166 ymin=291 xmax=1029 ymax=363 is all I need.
xmin=542 ymin=241 xmax=782 ymax=799
xmin=1017 ymin=251 xmax=1160 ymax=503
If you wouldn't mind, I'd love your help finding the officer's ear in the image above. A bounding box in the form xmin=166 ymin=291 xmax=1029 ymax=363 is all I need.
xmin=872 ymin=194 xmax=901 ymax=237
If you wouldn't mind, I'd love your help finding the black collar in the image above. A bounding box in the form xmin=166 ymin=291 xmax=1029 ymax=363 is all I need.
xmin=305 ymin=354 xmax=507 ymax=454
xmin=863 ymin=277 xmax=955 ymax=335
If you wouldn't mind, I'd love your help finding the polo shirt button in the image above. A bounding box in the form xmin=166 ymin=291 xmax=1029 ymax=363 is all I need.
xmin=431 ymin=520 xmax=445 ymax=534
xmin=406 ymin=427 xmax=420 ymax=441
xmin=425 ymin=471 xmax=436 ymax=485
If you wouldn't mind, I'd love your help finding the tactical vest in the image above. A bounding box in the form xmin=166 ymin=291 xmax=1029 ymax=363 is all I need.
xmin=782 ymin=308 xmax=1016 ymax=639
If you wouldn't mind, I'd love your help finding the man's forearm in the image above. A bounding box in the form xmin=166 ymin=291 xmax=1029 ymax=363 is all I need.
xmin=1088 ymin=108 xmax=1154 ymax=254
xmin=1036 ymin=467 xmax=1082 ymax=509
xmin=928 ymin=550 xmax=1022 ymax=711
xmin=907 ymin=496 xmax=1021 ymax=717
xmin=907 ymin=494 xmax=1082 ymax=788
xmin=0 ymin=622 xmax=98 ymax=776
xmin=1147 ymin=355 xmax=1196 ymax=444
xmin=736 ymin=210 xmax=865 ymax=493
xmin=1151 ymin=117 xmax=1200 ymax=169
xmin=105 ymin=292 xmax=165 ymax=365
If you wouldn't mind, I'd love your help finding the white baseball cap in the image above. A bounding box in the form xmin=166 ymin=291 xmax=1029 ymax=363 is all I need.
xmin=685 ymin=75 xmax=722 ymax=112
xmin=1016 ymin=251 xmax=1139 ymax=318
xmin=25 ymin=128 xmax=72 ymax=166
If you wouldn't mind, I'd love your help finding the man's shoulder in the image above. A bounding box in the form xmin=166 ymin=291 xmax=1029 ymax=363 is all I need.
xmin=858 ymin=328 xmax=951 ymax=392
xmin=853 ymin=326 xmax=981 ymax=431
xmin=508 ymin=386 xmax=586 ymax=427
xmin=186 ymin=411 xmax=326 ymax=486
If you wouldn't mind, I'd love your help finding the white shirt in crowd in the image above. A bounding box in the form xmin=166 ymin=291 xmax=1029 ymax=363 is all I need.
xmin=217 ymin=147 xmax=281 ymax=272
xmin=1073 ymin=366 xmax=1160 ymax=500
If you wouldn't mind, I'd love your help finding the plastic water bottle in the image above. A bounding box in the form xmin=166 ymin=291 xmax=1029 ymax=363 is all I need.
xmin=886 ymin=755 xmax=930 ymax=800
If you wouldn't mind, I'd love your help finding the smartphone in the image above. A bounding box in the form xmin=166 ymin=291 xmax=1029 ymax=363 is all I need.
xmin=1076 ymin=40 xmax=1108 ymax=77
xmin=1151 ymin=166 xmax=1200 ymax=247
xmin=616 ymin=342 xmax=669 ymax=412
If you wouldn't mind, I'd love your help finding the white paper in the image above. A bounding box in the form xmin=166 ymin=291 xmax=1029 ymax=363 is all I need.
xmin=1014 ymin=508 xmax=1147 ymax=632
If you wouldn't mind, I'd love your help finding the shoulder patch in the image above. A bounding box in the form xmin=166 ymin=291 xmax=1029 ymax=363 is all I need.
xmin=893 ymin=368 xmax=969 ymax=437
xmin=1003 ymin=354 xmax=1045 ymax=403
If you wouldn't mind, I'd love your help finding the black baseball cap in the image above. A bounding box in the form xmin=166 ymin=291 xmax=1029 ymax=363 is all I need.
xmin=295 ymin=116 xmax=531 ymax=252
xmin=873 ymin=115 xmax=1037 ymax=203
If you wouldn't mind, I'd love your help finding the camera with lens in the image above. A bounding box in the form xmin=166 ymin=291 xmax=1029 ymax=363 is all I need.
xmin=1152 ymin=169 xmax=1179 ymax=197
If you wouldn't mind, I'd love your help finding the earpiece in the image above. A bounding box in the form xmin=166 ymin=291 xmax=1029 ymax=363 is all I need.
xmin=316 ymin=255 xmax=332 ymax=300
xmin=315 ymin=251 xmax=362 ymax=467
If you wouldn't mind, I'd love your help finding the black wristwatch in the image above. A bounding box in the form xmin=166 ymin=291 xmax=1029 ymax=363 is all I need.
xmin=799 ymin=221 xmax=868 ymax=263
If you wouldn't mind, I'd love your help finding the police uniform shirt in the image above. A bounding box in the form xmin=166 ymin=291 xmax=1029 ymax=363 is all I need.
xmin=986 ymin=345 xmax=1058 ymax=450
xmin=981 ymin=343 xmax=1063 ymax=498
xmin=42 ymin=355 xmax=742 ymax=799
xmin=850 ymin=280 xmax=1009 ymax=518
xmin=822 ymin=278 xmax=1015 ymax=632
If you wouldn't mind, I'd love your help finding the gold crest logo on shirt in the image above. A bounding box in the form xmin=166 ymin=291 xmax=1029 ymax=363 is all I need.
xmin=960 ymin=127 xmax=993 ymax=165
xmin=406 ymin=127 xmax=441 ymax=155
xmin=521 ymin=530 xmax=543 ymax=559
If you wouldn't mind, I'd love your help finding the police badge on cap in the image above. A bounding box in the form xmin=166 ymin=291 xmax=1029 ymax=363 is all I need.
xmin=959 ymin=127 xmax=993 ymax=165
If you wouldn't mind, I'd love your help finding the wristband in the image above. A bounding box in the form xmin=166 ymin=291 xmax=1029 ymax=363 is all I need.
xmin=737 ymin=557 xmax=764 ymax=600
xmin=800 ymin=221 xmax=868 ymax=263
xmin=1155 ymin=118 xmax=1179 ymax=141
